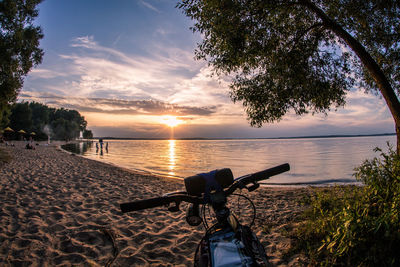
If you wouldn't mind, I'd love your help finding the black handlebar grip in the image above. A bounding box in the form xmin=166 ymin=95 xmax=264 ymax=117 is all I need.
xmin=251 ymin=163 xmax=290 ymax=182
xmin=120 ymin=196 xmax=171 ymax=213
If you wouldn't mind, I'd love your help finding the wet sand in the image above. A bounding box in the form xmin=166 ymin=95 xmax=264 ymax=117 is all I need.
xmin=0 ymin=142 xmax=310 ymax=266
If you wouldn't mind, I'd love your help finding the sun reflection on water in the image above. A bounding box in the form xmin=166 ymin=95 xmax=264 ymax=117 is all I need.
xmin=168 ymin=139 xmax=176 ymax=176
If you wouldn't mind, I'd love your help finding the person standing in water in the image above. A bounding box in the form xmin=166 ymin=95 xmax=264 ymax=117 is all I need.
xmin=99 ymin=138 xmax=104 ymax=149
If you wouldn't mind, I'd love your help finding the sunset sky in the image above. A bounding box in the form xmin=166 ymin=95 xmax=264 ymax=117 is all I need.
xmin=20 ymin=0 xmax=394 ymax=138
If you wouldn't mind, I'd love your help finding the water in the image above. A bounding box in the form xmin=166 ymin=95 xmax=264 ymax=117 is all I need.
xmin=62 ymin=135 xmax=395 ymax=185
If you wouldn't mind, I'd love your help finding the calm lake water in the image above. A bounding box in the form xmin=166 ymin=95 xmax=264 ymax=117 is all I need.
xmin=62 ymin=135 xmax=395 ymax=185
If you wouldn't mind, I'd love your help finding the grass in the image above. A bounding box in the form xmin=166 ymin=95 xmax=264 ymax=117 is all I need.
xmin=283 ymin=186 xmax=363 ymax=265
xmin=281 ymin=145 xmax=400 ymax=266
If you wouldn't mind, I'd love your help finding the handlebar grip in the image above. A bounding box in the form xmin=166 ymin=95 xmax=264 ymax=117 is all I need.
xmin=251 ymin=163 xmax=290 ymax=182
xmin=120 ymin=196 xmax=171 ymax=213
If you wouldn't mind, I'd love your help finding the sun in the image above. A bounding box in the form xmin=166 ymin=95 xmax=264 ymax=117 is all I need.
xmin=161 ymin=115 xmax=183 ymax=128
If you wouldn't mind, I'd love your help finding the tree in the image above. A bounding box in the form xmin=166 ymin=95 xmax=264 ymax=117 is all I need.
xmin=7 ymin=102 xmax=91 ymax=141
xmin=178 ymin=0 xmax=400 ymax=150
xmin=0 ymin=0 xmax=44 ymax=125
xmin=49 ymin=107 xmax=88 ymax=141
xmin=10 ymin=102 xmax=32 ymax=132
xmin=0 ymin=108 xmax=10 ymax=129
xmin=29 ymin=101 xmax=49 ymax=131
xmin=29 ymin=101 xmax=50 ymax=139
xmin=51 ymin=118 xmax=67 ymax=141
xmin=83 ymin=129 xmax=93 ymax=139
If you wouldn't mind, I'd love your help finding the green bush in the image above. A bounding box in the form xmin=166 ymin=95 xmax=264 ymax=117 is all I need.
xmin=289 ymin=145 xmax=400 ymax=266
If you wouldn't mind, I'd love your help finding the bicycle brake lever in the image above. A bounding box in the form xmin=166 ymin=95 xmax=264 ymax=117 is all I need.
xmin=235 ymin=180 xmax=246 ymax=190
xmin=247 ymin=182 xmax=260 ymax=192
xmin=167 ymin=201 xmax=180 ymax=212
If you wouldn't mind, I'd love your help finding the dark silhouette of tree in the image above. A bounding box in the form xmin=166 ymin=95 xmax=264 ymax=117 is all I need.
xmin=30 ymin=102 xmax=49 ymax=128
xmin=0 ymin=0 xmax=44 ymax=126
xmin=48 ymin=108 xmax=86 ymax=141
xmin=83 ymin=129 xmax=93 ymax=139
xmin=7 ymin=102 xmax=92 ymax=141
xmin=10 ymin=102 xmax=32 ymax=133
xmin=178 ymin=0 xmax=400 ymax=150
xmin=0 ymin=108 xmax=10 ymax=129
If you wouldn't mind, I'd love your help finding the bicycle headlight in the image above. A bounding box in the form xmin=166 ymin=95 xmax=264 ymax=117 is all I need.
xmin=184 ymin=168 xmax=234 ymax=196
xmin=186 ymin=203 xmax=202 ymax=226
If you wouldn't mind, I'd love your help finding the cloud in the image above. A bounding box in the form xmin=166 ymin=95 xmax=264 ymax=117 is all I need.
xmin=29 ymin=68 xmax=68 ymax=79
xmin=25 ymin=35 xmax=231 ymax=112
xmin=50 ymin=36 xmax=208 ymax=101
xmin=19 ymin=92 xmax=217 ymax=116
xmin=22 ymin=36 xmax=395 ymax=138
xmin=139 ymin=0 xmax=161 ymax=13
xmin=71 ymin=36 xmax=97 ymax=49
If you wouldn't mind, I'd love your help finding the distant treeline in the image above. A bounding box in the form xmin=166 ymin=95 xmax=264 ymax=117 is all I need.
xmin=2 ymin=102 xmax=93 ymax=141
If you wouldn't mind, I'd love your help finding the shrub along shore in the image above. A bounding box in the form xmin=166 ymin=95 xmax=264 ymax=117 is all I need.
xmin=288 ymin=146 xmax=400 ymax=266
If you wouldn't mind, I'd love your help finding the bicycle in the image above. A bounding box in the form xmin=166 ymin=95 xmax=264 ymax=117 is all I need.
xmin=120 ymin=163 xmax=290 ymax=266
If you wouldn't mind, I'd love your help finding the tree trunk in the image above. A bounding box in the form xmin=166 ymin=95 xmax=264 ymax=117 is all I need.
xmin=301 ymin=0 xmax=400 ymax=153
xmin=396 ymin=125 xmax=400 ymax=153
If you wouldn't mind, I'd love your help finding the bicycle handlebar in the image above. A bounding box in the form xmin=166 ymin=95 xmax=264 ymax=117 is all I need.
xmin=120 ymin=163 xmax=290 ymax=213
xmin=120 ymin=194 xmax=203 ymax=213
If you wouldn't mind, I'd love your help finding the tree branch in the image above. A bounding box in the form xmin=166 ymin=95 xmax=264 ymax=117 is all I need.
xmin=298 ymin=0 xmax=400 ymax=152
xmin=287 ymin=23 xmax=324 ymax=52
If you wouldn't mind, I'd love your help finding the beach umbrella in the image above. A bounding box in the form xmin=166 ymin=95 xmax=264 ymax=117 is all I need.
xmin=17 ymin=129 xmax=27 ymax=140
xmin=3 ymin=127 xmax=14 ymax=141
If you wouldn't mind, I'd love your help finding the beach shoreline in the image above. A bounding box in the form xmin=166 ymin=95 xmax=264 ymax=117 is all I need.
xmin=0 ymin=142 xmax=311 ymax=266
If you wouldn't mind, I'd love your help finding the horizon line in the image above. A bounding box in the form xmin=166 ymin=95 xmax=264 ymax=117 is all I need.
xmin=91 ymin=132 xmax=396 ymax=141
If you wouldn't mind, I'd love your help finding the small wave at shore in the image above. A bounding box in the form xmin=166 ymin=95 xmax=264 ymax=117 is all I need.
xmin=263 ymin=178 xmax=362 ymax=186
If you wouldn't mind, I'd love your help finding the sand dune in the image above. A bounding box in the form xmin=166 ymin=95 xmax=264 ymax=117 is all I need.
xmin=0 ymin=142 xmax=308 ymax=266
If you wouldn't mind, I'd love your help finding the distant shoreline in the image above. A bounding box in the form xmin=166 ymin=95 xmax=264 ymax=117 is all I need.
xmin=93 ymin=132 xmax=396 ymax=141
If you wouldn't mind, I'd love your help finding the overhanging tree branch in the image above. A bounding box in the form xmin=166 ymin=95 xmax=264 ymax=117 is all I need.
xmin=298 ymin=0 xmax=400 ymax=119
xmin=299 ymin=0 xmax=400 ymax=151
xmin=178 ymin=0 xmax=400 ymax=152
xmin=287 ymin=22 xmax=324 ymax=52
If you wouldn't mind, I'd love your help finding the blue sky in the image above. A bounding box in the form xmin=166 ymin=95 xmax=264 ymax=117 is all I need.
xmin=20 ymin=0 xmax=395 ymax=138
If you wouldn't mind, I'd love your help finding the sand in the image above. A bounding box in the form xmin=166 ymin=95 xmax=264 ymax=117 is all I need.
xmin=0 ymin=142 xmax=310 ymax=266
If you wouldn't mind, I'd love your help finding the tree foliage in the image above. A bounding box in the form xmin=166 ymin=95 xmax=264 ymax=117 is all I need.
xmin=7 ymin=102 xmax=91 ymax=141
xmin=0 ymin=107 xmax=11 ymax=129
xmin=9 ymin=102 xmax=32 ymax=132
xmin=0 ymin=0 xmax=43 ymax=124
xmin=83 ymin=129 xmax=93 ymax=139
xmin=178 ymin=0 xmax=400 ymax=127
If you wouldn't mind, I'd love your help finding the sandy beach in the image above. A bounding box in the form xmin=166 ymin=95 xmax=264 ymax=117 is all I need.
xmin=0 ymin=142 xmax=310 ymax=266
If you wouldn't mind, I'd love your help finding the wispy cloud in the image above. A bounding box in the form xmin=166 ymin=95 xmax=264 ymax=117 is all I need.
xmin=19 ymin=92 xmax=217 ymax=116
xmin=139 ymin=0 xmax=161 ymax=13
xmin=71 ymin=35 xmax=97 ymax=48
xmin=29 ymin=68 xmax=68 ymax=79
